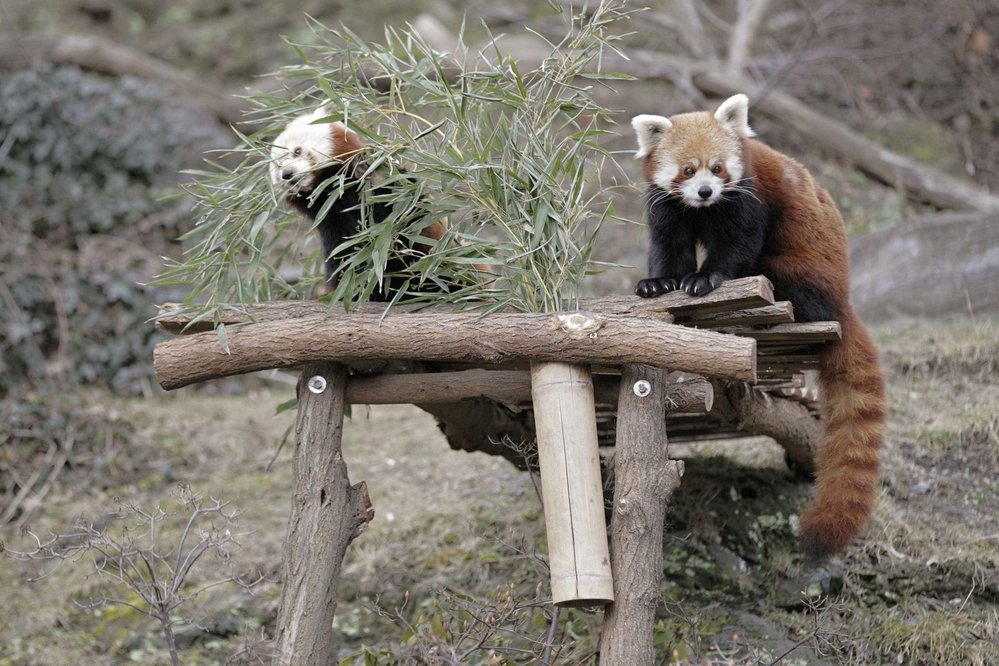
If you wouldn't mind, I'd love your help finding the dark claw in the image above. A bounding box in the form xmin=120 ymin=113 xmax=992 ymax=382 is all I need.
xmin=635 ymin=277 xmax=679 ymax=298
xmin=679 ymin=271 xmax=721 ymax=297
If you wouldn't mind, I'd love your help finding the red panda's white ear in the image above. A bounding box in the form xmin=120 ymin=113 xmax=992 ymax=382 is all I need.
xmin=714 ymin=94 xmax=755 ymax=138
xmin=631 ymin=114 xmax=672 ymax=159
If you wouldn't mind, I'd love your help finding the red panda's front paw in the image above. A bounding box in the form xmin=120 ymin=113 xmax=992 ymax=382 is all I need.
xmin=679 ymin=272 xmax=725 ymax=297
xmin=635 ymin=277 xmax=680 ymax=298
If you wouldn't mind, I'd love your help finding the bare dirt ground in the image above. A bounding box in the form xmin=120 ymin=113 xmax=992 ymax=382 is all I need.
xmin=2 ymin=317 xmax=998 ymax=665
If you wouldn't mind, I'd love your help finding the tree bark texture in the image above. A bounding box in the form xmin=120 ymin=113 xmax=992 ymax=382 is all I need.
xmin=598 ymin=365 xmax=684 ymax=664
xmin=153 ymin=310 xmax=757 ymax=390
xmin=155 ymin=276 xmax=777 ymax=335
xmin=273 ymin=363 xmax=373 ymax=666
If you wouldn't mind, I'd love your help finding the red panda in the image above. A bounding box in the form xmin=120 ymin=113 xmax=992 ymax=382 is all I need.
xmin=631 ymin=94 xmax=887 ymax=560
xmin=269 ymin=107 xmax=449 ymax=301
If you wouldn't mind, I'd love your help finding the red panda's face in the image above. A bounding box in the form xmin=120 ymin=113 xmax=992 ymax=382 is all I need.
xmin=269 ymin=108 xmax=363 ymax=195
xmin=632 ymin=94 xmax=755 ymax=209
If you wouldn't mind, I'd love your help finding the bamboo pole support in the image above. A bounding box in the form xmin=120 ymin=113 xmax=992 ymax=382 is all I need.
xmin=531 ymin=361 xmax=614 ymax=606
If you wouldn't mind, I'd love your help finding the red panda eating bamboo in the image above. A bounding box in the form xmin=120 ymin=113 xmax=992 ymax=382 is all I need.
xmin=631 ymin=94 xmax=887 ymax=560
xmin=269 ymin=107 xmax=452 ymax=301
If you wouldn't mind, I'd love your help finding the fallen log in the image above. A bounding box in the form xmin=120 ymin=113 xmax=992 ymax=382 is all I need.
xmin=0 ymin=33 xmax=243 ymax=127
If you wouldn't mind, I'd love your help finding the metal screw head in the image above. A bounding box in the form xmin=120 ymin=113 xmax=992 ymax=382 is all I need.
xmin=633 ymin=379 xmax=652 ymax=398
xmin=307 ymin=375 xmax=327 ymax=394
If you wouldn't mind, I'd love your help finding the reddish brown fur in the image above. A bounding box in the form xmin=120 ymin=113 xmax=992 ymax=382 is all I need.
xmin=739 ymin=139 xmax=886 ymax=559
xmin=641 ymin=113 xmax=886 ymax=558
xmin=330 ymin=124 xmax=366 ymax=163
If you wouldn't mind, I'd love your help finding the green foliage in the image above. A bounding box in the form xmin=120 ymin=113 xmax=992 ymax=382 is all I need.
xmin=0 ymin=65 xmax=216 ymax=238
xmin=157 ymin=1 xmax=634 ymax=320
xmin=0 ymin=65 xmax=224 ymax=394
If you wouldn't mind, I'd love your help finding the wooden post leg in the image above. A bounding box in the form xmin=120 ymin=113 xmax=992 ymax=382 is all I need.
xmin=531 ymin=362 xmax=614 ymax=607
xmin=598 ymin=364 xmax=685 ymax=664
xmin=273 ymin=362 xmax=374 ymax=666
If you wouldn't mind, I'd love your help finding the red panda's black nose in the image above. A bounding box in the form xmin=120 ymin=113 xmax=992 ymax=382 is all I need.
xmin=281 ymin=169 xmax=295 ymax=181
xmin=698 ymin=185 xmax=713 ymax=199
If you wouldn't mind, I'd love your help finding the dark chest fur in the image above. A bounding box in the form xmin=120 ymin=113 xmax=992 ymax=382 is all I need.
xmin=645 ymin=185 xmax=836 ymax=321
xmin=287 ymin=167 xmax=422 ymax=302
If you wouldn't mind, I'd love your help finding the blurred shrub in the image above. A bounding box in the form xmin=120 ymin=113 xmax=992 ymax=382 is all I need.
xmin=0 ymin=64 xmax=218 ymax=239
xmin=0 ymin=65 xmax=227 ymax=394
xmin=0 ymin=392 xmax=137 ymax=525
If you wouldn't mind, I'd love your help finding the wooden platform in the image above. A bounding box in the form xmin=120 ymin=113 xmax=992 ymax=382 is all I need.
xmin=155 ymin=276 xmax=836 ymax=470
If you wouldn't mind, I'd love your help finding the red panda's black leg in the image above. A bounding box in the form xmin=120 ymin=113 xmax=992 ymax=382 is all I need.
xmin=679 ymin=209 xmax=766 ymax=296
xmin=636 ymin=193 xmax=697 ymax=298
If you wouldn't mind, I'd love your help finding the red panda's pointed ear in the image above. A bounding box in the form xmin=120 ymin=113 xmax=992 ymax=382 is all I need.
xmin=714 ymin=94 xmax=755 ymax=138
xmin=631 ymin=114 xmax=672 ymax=159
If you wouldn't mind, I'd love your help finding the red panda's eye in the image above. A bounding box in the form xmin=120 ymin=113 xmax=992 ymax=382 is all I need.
xmin=711 ymin=164 xmax=723 ymax=174
xmin=293 ymin=148 xmax=303 ymax=156
xmin=683 ymin=166 xmax=695 ymax=177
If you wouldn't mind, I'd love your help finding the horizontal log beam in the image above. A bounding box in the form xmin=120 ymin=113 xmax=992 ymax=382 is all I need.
xmin=155 ymin=276 xmax=776 ymax=335
xmin=345 ymin=369 xmax=714 ymax=414
xmin=153 ymin=311 xmax=756 ymax=390
xmin=676 ymin=302 xmax=794 ymax=328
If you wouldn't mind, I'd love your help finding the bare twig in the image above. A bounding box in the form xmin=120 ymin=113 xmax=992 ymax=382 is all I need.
xmin=3 ymin=485 xmax=261 ymax=666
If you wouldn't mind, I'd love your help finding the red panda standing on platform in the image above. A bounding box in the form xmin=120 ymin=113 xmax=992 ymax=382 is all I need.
xmin=631 ymin=94 xmax=886 ymax=560
xmin=269 ymin=106 xmax=449 ymax=301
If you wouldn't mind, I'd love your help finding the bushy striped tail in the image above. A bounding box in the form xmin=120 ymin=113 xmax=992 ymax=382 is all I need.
xmin=800 ymin=308 xmax=887 ymax=560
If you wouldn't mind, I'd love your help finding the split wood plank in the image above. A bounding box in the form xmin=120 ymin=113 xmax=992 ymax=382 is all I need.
xmin=674 ymin=301 xmax=794 ymax=328
xmin=724 ymin=322 xmax=842 ymax=343
xmin=155 ymin=276 xmax=776 ymax=335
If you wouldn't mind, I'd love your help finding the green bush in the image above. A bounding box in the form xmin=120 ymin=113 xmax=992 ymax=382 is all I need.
xmin=0 ymin=65 xmax=228 ymax=394
xmin=0 ymin=64 xmax=219 ymax=238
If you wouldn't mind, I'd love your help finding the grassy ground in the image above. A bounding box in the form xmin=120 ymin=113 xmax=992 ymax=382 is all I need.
xmin=2 ymin=317 xmax=998 ymax=664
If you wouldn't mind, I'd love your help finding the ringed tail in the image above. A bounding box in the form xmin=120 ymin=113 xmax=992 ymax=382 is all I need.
xmin=800 ymin=308 xmax=887 ymax=560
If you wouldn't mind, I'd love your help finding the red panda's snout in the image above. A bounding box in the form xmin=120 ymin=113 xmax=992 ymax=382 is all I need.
xmin=269 ymin=107 xmax=363 ymax=196
xmin=673 ymin=161 xmax=733 ymax=208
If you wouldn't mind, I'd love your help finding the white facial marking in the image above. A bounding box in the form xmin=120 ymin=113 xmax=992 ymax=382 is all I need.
xmin=651 ymin=158 xmax=677 ymax=191
xmin=678 ymin=170 xmax=725 ymax=207
xmin=726 ymin=156 xmax=744 ymax=182
xmin=270 ymin=108 xmax=338 ymax=192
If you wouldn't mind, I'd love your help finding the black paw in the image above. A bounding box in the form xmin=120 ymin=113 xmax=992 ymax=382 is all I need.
xmin=635 ymin=277 xmax=679 ymax=298
xmin=679 ymin=272 xmax=724 ymax=296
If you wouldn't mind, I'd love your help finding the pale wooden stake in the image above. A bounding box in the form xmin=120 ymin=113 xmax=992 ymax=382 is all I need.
xmin=273 ymin=362 xmax=374 ymax=666
xmin=531 ymin=361 xmax=614 ymax=606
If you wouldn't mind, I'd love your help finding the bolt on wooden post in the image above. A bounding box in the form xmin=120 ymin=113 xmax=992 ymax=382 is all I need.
xmin=530 ymin=360 xmax=614 ymax=606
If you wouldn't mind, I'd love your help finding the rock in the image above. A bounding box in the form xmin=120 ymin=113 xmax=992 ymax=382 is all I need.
xmin=850 ymin=212 xmax=999 ymax=322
